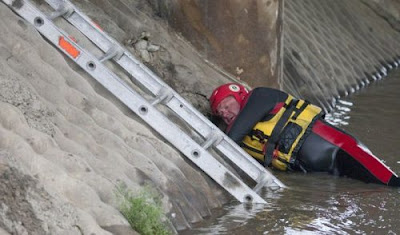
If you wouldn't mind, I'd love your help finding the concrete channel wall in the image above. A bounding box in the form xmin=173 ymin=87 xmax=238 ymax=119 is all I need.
xmin=147 ymin=0 xmax=284 ymax=88
xmin=283 ymin=0 xmax=400 ymax=111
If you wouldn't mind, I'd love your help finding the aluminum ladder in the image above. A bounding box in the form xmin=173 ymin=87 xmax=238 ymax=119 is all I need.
xmin=2 ymin=0 xmax=285 ymax=204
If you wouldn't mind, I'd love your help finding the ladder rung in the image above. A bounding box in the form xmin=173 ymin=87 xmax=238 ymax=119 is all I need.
xmin=48 ymin=4 xmax=73 ymax=20
xmin=99 ymin=46 xmax=124 ymax=62
xmin=201 ymin=131 xmax=223 ymax=150
xmin=151 ymin=87 xmax=173 ymax=106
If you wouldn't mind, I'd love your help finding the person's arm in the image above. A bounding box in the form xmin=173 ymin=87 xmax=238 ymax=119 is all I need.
xmin=227 ymin=87 xmax=288 ymax=143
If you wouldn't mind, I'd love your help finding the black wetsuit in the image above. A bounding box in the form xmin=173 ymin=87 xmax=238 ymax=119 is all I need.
xmin=227 ymin=87 xmax=400 ymax=186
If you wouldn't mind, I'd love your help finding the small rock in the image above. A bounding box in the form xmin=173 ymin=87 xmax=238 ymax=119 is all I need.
xmin=139 ymin=50 xmax=151 ymax=62
xmin=235 ymin=67 xmax=244 ymax=75
xmin=134 ymin=40 xmax=148 ymax=51
xmin=147 ymin=44 xmax=160 ymax=52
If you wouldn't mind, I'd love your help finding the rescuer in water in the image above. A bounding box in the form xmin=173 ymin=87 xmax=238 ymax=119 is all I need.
xmin=209 ymin=83 xmax=400 ymax=186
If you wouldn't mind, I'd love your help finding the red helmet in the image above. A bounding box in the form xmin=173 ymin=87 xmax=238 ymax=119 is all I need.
xmin=209 ymin=83 xmax=249 ymax=114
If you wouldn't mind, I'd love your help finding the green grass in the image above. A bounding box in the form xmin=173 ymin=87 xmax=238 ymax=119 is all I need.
xmin=116 ymin=184 xmax=171 ymax=235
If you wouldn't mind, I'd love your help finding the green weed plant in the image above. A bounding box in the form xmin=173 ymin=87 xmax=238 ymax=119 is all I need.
xmin=116 ymin=184 xmax=171 ymax=235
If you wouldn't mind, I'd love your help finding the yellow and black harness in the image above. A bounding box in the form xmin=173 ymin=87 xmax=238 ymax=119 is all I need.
xmin=241 ymin=95 xmax=323 ymax=171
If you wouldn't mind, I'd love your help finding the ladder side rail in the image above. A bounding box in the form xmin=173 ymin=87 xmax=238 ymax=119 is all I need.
xmin=217 ymin=141 xmax=286 ymax=188
xmin=42 ymin=0 xmax=285 ymax=187
xmin=2 ymin=0 xmax=268 ymax=204
xmin=167 ymin=97 xmax=271 ymax=181
xmin=119 ymin=58 xmax=212 ymax=137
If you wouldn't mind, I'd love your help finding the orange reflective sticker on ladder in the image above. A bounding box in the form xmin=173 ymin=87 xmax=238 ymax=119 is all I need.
xmin=59 ymin=36 xmax=80 ymax=58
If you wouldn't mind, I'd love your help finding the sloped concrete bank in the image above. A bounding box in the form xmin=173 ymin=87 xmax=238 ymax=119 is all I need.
xmin=1 ymin=0 xmax=400 ymax=234
xmin=282 ymin=0 xmax=400 ymax=111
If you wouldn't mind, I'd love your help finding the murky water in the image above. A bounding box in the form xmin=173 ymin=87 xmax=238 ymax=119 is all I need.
xmin=182 ymin=70 xmax=400 ymax=234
